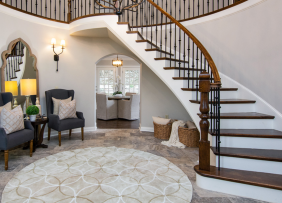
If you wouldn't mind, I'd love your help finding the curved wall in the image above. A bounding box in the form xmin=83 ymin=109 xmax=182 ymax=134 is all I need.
xmin=185 ymin=0 xmax=282 ymax=114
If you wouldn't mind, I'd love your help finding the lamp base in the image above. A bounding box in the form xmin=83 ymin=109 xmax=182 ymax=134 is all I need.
xmin=25 ymin=95 xmax=30 ymax=111
xmin=13 ymin=98 xmax=18 ymax=109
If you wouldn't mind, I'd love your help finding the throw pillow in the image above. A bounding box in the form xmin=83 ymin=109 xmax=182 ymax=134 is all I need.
xmin=187 ymin=121 xmax=196 ymax=129
xmin=0 ymin=102 xmax=12 ymax=126
xmin=0 ymin=105 xmax=24 ymax=134
xmin=152 ymin=116 xmax=171 ymax=125
xmin=59 ymin=99 xmax=77 ymax=120
xmin=52 ymin=97 xmax=72 ymax=115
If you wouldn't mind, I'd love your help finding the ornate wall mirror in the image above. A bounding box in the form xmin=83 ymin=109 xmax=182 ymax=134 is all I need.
xmin=1 ymin=38 xmax=39 ymax=111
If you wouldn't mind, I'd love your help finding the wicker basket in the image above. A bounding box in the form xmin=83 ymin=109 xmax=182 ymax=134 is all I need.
xmin=153 ymin=122 xmax=172 ymax=139
xmin=178 ymin=127 xmax=200 ymax=147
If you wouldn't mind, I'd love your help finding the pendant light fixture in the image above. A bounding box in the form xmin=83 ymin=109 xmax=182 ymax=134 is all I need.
xmin=112 ymin=55 xmax=123 ymax=67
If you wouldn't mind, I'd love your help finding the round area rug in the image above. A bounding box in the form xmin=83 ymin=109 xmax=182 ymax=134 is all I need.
xmin=2 ymin=147 xmax=193 ymax=203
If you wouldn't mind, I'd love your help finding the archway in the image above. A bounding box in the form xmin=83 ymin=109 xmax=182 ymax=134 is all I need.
xmin=94 ymin=53 xmax=142 ymax=129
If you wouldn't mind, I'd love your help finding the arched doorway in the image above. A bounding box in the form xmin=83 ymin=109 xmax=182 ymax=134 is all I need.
xmin=95 ymin=54 xmax=141 ymax=129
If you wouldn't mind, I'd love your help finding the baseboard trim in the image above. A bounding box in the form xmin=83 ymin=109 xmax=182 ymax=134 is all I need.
xmin=43 ymin=127 xmax=97 ymax=138
xmin=140 ymin=127 xmax=154 ymax=132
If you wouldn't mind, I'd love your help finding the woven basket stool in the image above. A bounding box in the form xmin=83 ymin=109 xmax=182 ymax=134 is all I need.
xmin=178 ymin=127 xmax=200 ymax=147
xmin=153 ymin=122 xmax=172 ymax=139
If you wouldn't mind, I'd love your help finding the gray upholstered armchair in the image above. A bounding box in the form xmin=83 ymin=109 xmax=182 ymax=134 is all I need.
xmin=0 ymin=92 xmax=34 ymax=170
xmin=118 ymin=94 xmax=140 ymax=120
xmin=45 ymin=89 xmax=85 ymax=146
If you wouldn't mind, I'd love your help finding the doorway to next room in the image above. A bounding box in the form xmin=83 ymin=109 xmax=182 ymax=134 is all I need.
xmin=95 ymin=54 xmax=140 ymax=129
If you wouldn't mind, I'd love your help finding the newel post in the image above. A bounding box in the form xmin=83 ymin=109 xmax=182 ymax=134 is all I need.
xmin=198 ymin=71 xmax=210 ymax=171
xmin=67 ymin=0 xmax=72 ymax=22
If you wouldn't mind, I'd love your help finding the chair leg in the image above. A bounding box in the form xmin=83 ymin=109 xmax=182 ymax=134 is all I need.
xmin=58 ymin=132 xmax=61 ymax=146
xmin=30 ymin=140 xmax=33 ymax=157
xmin=69 ymin=129 xmax=72 ymax=137
xmin=81 ymin=127 xmax=84 ymax=141
xmin=4 ymin=150 xmax=8 ymax=170
xmin=48 ymin=127 xmax=51 ymax=141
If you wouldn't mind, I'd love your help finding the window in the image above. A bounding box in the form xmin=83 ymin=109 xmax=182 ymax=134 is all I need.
xmin=97 ymin=69 xmax=115 ymax=95
xmin=123 ymin=69 xmax=140 ymax=94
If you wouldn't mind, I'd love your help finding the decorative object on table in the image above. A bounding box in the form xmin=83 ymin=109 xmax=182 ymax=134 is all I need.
xmin=94 ymin=0 xmax=145 ymax=15
xmin=5 ymin=81 xmax=18 ymax=108
xmin=51 ymin=38 xmax=65 ymax=72
xmin=20 ymin=78 xmax=37 ymax=111
xmin=96 ymin=93 xmax=118 ymax=120
xmin=35 ymin=96 xmax=41 ymax=115
xmin=113 ymin=91 xmax=123 ymax=97
xmin=178 ymin=121 xmax=200 ymax=147
xmin=114 ymin=75 xmax=123 ymax=95
xmin=26 ymin=105 xmax=39 ymax=122
xmin=118 ymin=94 xmax=140 ymax=120
xmin=112 ymin=55 xmax=123 ymax=67
xmin=161 ymin=120 xmax=186 ymax=148
xmin=2 ymin=147 xmax=193 ymax=202
xmin=52 ymin=96 xmax=72 ymax=115
xmin=45 ymin=89 xmax=85 ymax=146
xmin=58 ymin=99 xmax=78 ymax=120
xmin=0 ymin=92 xmax=34 ymax=170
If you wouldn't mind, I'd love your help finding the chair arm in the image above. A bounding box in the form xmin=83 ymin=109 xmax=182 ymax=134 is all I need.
xmin=76 ymin=111 xmax=84 ymax=120
xmin=24 ymin=120 xmax=34 ymax=131
xmin=48 ymin=114 xmax=60 ymax=128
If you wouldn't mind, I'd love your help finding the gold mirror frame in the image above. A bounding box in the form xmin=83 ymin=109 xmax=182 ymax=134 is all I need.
xmin=1 ymin=38 xmax=40 ymax=100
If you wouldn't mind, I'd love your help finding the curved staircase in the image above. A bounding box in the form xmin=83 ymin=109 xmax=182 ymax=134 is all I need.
xmin=0 ymin=0 xmax=281 ymax=202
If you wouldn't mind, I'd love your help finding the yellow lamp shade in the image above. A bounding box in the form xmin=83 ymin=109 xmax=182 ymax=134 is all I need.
xmin=20 ymin=79 xmax=37 ymax=96
xmin=60 ymin=40 xmax=65 ymax=47
xmin=5 ymin=81 xmax=18 ymax=96
xmin=51 ymin=38 xmax=56 ymax=45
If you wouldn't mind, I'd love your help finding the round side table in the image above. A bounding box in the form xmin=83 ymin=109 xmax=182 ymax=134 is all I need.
xmin=30 ymin=117 xmax=49 ymax=152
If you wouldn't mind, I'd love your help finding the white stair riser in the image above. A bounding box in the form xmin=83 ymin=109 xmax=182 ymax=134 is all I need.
xmin=220 ymin=119 xmax=273 ymax=129
xmin=196 ymin=174 xmax=282 ymax=203
xmin=189 ymin=102 xmax=255 ymax=113
xmin=211 ymin=136 xmax=282 ymax=150
xmin=191 ymin=90 xmax=238 ymax=100
xmin=215 ymin=156 xmax=282 ymax=175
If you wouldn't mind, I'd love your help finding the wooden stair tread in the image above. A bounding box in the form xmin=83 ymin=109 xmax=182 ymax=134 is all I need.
xmin=126 ymin=31 xmax=144 ymax=40
xmin=190 ymin=99 xmax=256 ymax=104
xmin=155 ymin=57 xmax=189 ymax=63
xmin=200 ymin=112 xmax=275 ymax=119
xmin=164 ymin=67 xmax=203 ymax=71
xmin=145 ymin=48 xmax=174 ymax=56
xmin=173 ymin=77 xmax=214 ymax=80
xmin=210 ymin=129 xmax=282 ymax=139
xmin=211 ymin=147 xmax=282 ymax=162
xmin=182 ymin=87 xmax=238 ymax=91
xmin=194 ymin=165 xmax=282 ymax=191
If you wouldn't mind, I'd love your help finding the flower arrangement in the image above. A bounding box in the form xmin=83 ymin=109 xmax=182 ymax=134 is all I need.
xmin=114 ymin=75 xmax=123 ymax=95
xmin=26 ymin=105 xmax=39 ymax=115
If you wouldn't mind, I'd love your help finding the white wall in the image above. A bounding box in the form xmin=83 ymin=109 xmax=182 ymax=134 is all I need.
xmin=0 ymin=7 xmax=191 ymax=130
xmin=185 ymin=0 xmax=282 ymax=114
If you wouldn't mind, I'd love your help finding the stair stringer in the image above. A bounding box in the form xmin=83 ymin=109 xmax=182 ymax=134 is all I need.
xmin=70 ymin=15 xmax=203 ymax=131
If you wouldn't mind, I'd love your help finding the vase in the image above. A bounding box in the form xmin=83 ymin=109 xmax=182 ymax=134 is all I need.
xmin=115 ymin=94 xmax=123 ymax=97
xmin=29 ymin=115 xmax=36 ymax=122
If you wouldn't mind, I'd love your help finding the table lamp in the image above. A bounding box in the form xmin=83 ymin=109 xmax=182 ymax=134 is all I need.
xmin=20 ymin=79 xmax=37 ymax=110
xmin=5 ymin=81 xmax=18 ymax=108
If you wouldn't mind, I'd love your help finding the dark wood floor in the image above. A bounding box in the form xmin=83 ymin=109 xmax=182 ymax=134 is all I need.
xmin=96 ymin=118 xmax=140 ymax=129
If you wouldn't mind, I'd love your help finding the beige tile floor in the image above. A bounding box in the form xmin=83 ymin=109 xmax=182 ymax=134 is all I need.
xmin=0 ymin=129 xmax=268 ymax=203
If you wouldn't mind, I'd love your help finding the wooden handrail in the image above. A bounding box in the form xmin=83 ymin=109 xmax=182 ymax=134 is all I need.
xmin=147 ymin=0 xmax=221 ymax=84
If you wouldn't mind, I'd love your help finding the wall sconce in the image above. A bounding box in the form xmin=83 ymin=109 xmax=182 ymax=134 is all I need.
xmin=51 ymin=38 xmax=65 ymax=72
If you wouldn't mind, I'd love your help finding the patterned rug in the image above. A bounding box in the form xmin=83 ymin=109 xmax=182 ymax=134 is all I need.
xmin=2 ymin=147 xmax=193 ymax=202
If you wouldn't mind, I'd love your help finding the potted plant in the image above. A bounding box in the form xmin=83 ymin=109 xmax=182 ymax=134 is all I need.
xmin=26 ymin=105 xmax=39 ymax=122
xmin=113 ymin=91 xmax=123 ymax=97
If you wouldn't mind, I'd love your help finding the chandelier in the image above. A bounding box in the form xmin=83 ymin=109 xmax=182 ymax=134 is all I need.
xmin=112 ymin=55 xmax=123 ymax=67
xmin=94 ymin=0 xmax=145 ymax=15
